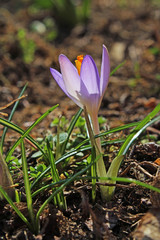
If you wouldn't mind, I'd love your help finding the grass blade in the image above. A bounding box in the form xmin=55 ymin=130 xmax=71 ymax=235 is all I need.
xmin=31 ymin=121 xmax=140 ymax=189
xmin=35 ymin=155 xmax=99 ymax=231
xmin=5 ymin=105 xmax=58 ymax=162
xmin=47 ymin=140 xmax=66 ymax=209
xmin=99 ymin=176 xmax=160 ymax=193
xmin=75 ymin=121 xmax=139 ymax=149
xmin=32 ymin=179 xmax=66 ymax=198
xmin=0 ymin=118 xmax=47 ymax=159
xmin=31 ymin=118 xmax=148 ymax=190
xmin=31 ymin=138 xmax=124 ymax=189
xmin=110 ymin=60 xmax=126 ymax=76
xmin=0 ymin=84 xmax=27 ymax=154
xmin=21 ymin=141 xmax=35 ymax=230
xmin=0 ymin=185 xmax=33 ymax=230
xmin=118 ymin=105 xmax=160 ymax=156
xmin=105 ymin=104 xmax=160 ymax=201
xmin=61 ymin=108 xmax=83 ymax=154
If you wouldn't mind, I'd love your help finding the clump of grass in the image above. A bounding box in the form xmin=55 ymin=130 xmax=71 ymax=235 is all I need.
xmin=0 ymin=78 xmax=160 ymax=235
xmin=17 ymin=29 xmax=36 ymax=64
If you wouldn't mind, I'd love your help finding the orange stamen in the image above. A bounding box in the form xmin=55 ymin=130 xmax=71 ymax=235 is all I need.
xmin=75 ymin=55 xmax=84 ymax=75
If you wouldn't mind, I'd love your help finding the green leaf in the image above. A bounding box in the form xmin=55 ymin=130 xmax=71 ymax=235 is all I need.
xmin=0 ymin=84 xmax=27 ymax=154
xmin=110 ymin=60 xmax=126 ymax=76
xmin=35 ymin=155 xmax=97 ymax=231
xmin=21 ymin=141 xmax=36 ymax=229
xmin=0 ymin=118 xmax=47 ymax=160
xmin=31 ymin=138 xmax=124 ymax=189
xmin=105 ymin=155 xmax=124 ymax=201
xmin=75 ymin=121 xmax=139 ymax=149
xmin=105 ymin=104 xmax=160 ymax=201
xmin=31 ymin=151 xmax=43 ymax=158
xmin=118 ymin=105 xmax=160 ymax=156
xmin=61 ymin=108 xmax=83 ymax=154
xmin=53 ymin=132 xmax=68 ymax=144
xmin=5 ymin=104 xmax=58 ymax=162
xmin=0 ymin=185 xmax=33 ymax=231
xmin=0 ymin=153 xmax=15 ymax=200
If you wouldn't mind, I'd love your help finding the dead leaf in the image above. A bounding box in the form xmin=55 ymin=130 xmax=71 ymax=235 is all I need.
xmin=133 ymin=208 xmax=160 ymax=240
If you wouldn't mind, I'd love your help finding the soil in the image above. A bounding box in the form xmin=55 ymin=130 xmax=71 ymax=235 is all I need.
xmin=0 ymin=0 xmax=160 ymax=239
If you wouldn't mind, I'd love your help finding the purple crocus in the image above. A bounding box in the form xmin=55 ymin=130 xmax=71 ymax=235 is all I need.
xmin=50 ymin=45 xmax=110 ymax=200
xmin=50 ymin=45 xmax=110 ymax=118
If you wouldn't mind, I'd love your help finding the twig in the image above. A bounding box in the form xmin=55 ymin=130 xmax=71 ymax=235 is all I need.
xmin=0 ymin=95 xmax=27 ymax=111
xmin=96 ymin=182 xmax=134 ymax=188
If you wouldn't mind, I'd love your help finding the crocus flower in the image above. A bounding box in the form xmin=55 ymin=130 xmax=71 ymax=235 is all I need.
xmin=50 ymin=45 xmax=110 ymax=118
xmin=50 ymin=45 xmax=110 ymax=201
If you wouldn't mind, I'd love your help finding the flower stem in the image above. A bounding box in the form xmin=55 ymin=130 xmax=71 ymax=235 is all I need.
xmin=90 ymin=112 xmax=109 ymax=200
xmin=84 ymin=107 xmax=108 ymax=201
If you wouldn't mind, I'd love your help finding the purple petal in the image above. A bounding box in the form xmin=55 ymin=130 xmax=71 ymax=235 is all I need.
xmin=80 ymin=92 xmax=100 ymax=116
xmin=50 ymin=67 xmax=83 ymax=108
xmin=50 ymin=68 xmax=70 ymax=97
xmin=100 ymin=45 xmax=110 ymax=96
xmin=80 ymin=55 xmax=100 ymax=95
xmin=59 ymin=54 xmax=81 ymax=101
xmin=77 ymin=80 xmax=100 ymax=113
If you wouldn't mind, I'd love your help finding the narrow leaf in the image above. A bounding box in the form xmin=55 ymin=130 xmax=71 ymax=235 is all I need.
xmin=6 ymin=105 xmax=58 ymax=162
xmin=21 ymin=141 xmax=35 ymax=227
xmin=0 ymin=84 xmax=27 ymax=154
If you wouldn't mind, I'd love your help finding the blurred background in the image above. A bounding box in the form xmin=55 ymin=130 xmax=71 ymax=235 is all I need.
xmin=0 ymin=0 xmax=160 ymax=130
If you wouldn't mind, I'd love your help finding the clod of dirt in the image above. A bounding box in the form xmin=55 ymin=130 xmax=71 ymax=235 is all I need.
xmin=150 ymin=174 xmax=160 ymax=208
xmin=132 ymin=142 xmax=160 ymax=162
